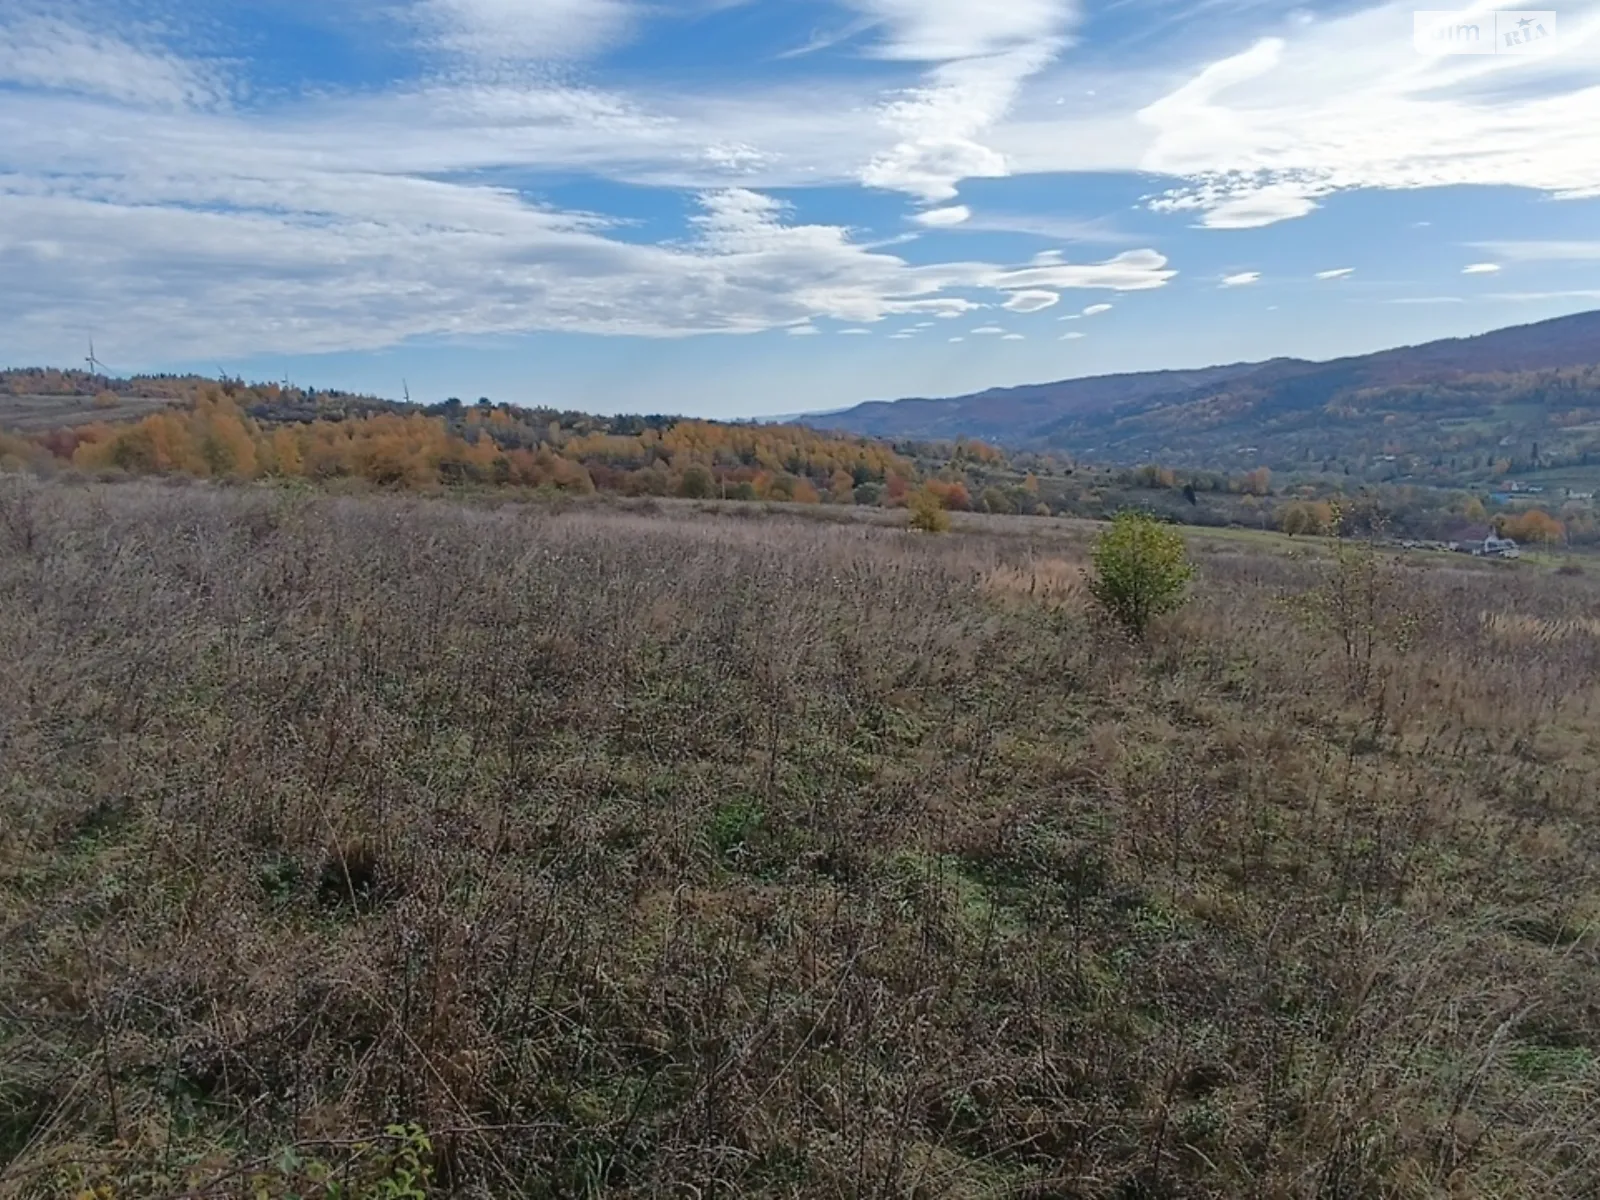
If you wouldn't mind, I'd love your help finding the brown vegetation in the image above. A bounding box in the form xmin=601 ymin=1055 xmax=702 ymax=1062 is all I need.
xmin=2 ymin=478 xmax=1599 ymax=1197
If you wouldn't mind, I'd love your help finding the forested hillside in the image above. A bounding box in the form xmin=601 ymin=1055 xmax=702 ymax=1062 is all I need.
xmin=811 ymin=310 xmax=1600 ymax=487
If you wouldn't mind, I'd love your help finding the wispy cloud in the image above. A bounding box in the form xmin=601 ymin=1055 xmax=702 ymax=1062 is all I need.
xmin=1220 ymin=271 xmax=1261 ymax=287
xmin=1081 ymin=303 xmax=1112 ymax=316
xmin=0 ymin=14 xmax=223 ymax=109
xmin=0 ymin=111 xmax=1174 ymax=362
xmin=855 ymin=0 xmax=1080 ymax=201
xmin=1462 ymin=263 xmax=1502 ymax=275
xmin=954 ymin=211 xmax=1139 ymax=244
xmin=911 ymin=204 xmax=972 ymax=227
xmin=846 ymin=0 xmax=1077 ymax=62
xmin=1133 ymin=2 xmax=1600 ymax=229
xmin=1315 ymin=267 xmax=1354 ymax=280
xmin=1487 ymin=290 xmax=1600 ymax=301
xmin=980 ymin=249 xmax=1176 ymax=292
xmin=776 ymin=16 xmax=878 ymax=60
xmin=421 ymin=0 xmax=635 ymax=62
xmin=7 ymin=0 xmax=1591 ymax=375
xmin=1003 ymin=290 xmax=1059 ymax=312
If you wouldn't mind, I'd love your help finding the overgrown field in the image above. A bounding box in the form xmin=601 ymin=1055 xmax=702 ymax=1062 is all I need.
xmin=2 ymin=479 xmax=1599 ymax=1198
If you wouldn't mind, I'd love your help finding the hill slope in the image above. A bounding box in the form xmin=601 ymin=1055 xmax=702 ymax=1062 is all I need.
xmin=808 ymin=310 xmax=1600 ymax=483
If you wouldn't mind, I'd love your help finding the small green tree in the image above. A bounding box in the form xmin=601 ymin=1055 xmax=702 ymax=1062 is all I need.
xmin=908 ymin=486 xmax=952 ymax=533
xmin=1088 ymin=512 xmax=1193 ymax=637
xmin=677 ymin=464 xmax=716 ymax=499
xmin=981 ymin=487 xmax=1013 ymax=515
xmin=1286 ymin=502 xmax=1420 ymax=703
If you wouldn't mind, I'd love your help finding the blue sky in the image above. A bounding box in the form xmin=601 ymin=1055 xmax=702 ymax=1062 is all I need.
xmin=2 ymin=0 xmax=1597 ymax=418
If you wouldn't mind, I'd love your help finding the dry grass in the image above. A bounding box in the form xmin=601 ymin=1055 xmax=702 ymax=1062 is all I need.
xmin=1480 ymin=611 xmax=1600 ymax=645
xmin=2 ymin=476 xmax=1599 ymax=1198
xmin=980 ymin=558 xmax=1086 ymax=611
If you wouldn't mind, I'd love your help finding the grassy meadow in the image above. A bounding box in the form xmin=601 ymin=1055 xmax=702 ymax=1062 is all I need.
xmin=2 ymin=477 xmax=1599 ymax=1198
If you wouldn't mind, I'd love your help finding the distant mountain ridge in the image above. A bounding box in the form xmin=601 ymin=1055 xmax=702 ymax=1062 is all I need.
xmin=801 ymin=310 xmax=1600 ymax=484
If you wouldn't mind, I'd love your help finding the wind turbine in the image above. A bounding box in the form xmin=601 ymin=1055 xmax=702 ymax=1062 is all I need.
xmin=403 ymin=379 xmax=411 ymax=405
xmin=85 ymin=338 xmax=105 ymax=375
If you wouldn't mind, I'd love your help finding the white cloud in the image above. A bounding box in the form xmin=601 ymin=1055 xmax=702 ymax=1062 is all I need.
xmin=855 ymin=1 xmax=1079 ymax=201
xmin=1220 ymin=271 xmax=1261 ymax=287
xmin=839 ymin=327 xmax=872 ymax=334
xmin=971 ymin=325 xmax=1006 ymax=334
xmin=949 ymin=335 xmax=965 ymax=342
xmin=889 ymin=331 xmax=916 ymax=337
xmin=1062 ymin=330 xmax=1085 ymax=339
xmin=788 ymin=324 xmax=821 ymax=335
xmin=1189 ymin=189 xmax=1321 ymax=230
xmin=1462 ymin=263 xmax=1502 ymax=274
xmin=1081 ymin=302 xmax=1112 ymax=315
xmin=979 ymin=248 xmax=1175 ymax=292
xmin=911 ymin=204 xmax=972 ymax=227
xmin=1002 ymin=332 xmax=1025 ymax=339
xmin=1315 ymin=267 xmax=1354 ymax=280
xmin=1003 ymin=289 xmax=1059 ymax=312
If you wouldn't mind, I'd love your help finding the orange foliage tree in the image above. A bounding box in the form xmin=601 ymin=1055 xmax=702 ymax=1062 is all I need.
xmin=1501 ymin=509 xmax=1565 ymax=545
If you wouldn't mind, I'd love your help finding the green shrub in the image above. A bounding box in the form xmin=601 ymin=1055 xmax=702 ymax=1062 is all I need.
xmin=677 ymin=465 xmax=716 ymax=499
xmin=1088 ymin=512 xmax=1193 ymax=637
xmin=908 ymin=487 xmax=952 ymax=533
xmin=981 ymin=487 xmax=1013 ymax=515
xmin=707 ymin=799 xmax=763 ymax=857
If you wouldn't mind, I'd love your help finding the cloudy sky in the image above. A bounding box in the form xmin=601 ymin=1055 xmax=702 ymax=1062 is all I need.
xmin=2 ymin=0 xmax=1598 ymax=416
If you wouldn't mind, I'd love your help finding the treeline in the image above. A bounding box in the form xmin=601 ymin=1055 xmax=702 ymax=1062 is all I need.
xmin=4 ymin=372 xmax=1590 ymax=544
xmin=1 ymin=383 xmax=924 ymax=503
